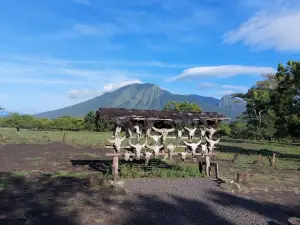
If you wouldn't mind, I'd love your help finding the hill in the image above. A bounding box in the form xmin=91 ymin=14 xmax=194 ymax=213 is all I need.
xmin=35 ymin=83 xmax=246 ymax=119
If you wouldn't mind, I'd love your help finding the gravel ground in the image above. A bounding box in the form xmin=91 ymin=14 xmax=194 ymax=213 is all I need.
xmin=118 ymin=178 xmax=299 ymax=225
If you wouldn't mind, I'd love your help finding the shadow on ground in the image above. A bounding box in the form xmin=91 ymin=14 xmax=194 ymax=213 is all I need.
xmin=1 ymin=172 xmax=299 ymax=225
xmin=217 ymin=144 xmax=300 ymax=160
xmin=70 ymin=158 xmax=175 ymax=174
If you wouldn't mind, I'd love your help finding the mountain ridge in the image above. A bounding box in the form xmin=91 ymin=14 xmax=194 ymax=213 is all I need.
xmin=35 ymin=83 xmax=246 ymax=119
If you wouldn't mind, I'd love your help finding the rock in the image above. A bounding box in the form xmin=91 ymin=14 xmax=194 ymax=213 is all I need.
xmin=233 ymin=183 xmax=241 ymax=189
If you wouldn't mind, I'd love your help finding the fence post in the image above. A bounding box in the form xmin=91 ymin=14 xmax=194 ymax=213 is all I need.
xmin=112 ymin=156 xmax=119 ymax=181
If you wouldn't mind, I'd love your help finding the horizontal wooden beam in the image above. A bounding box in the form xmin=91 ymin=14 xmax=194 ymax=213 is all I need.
xmin=105 ymin=152 xmax=216 ymax=157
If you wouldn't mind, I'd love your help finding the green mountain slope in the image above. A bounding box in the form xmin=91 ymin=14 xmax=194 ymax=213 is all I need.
xmin=35 ymin=83 xmax=246 ymax=119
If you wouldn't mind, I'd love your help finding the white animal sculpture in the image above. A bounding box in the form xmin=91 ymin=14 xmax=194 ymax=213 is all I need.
xmin=107 ymin=136 xmax=126 ymax=153
xmin=146 ymin=144 xmax=164 ymax=158
xmin=134 ymin=125 xmax=142 ymax=139
xmin=145 ymin=128 xmax=151 ymax=138
xmin=127 ymin=129 xmax=132 ymax=138
xmin=144 ymin=151 xmax=152 ymax=166
xmin=200 ymin=143 xmax=208 ymax=154
xmin=205 ymin=127 xmax=217 ymax=139
xmin=114 ymin=126 xmax=122 ymax=138
xmin=200 ymin=128 xmax=206 ymax=138
xmin=152 ymin=127 xmax=175 ymax=142
xmin=205 ymin=136 xmax=220 ymax=153
xmin=177 ymin=129 xmax=183 ymax=140
xmin=149 ymin=134 xmax=162 ymax=144
xmin=166 ymin=144 xmax=176 ymax=159
xmin=124 ymin=151 xmax=131 ymax=161
xmin=184 ymin=139 xmax=202 ymax=156
xmin=184 ymin=127 xmax=197 ymax=139
xmin=179 ymin=152 xmax=187 ymax=161
xmin=129 ymin=140 xmax=147 ymax=160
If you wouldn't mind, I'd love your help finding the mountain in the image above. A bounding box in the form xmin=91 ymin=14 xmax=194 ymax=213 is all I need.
xmin=35 ymin=83 xmax=246 ymax=119
xmin=218 ymin=95 xmax=246 ymax=112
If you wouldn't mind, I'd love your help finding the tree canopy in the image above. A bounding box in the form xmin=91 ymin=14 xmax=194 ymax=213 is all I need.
xmin=163 ymin=101 xmax=202 ymax=112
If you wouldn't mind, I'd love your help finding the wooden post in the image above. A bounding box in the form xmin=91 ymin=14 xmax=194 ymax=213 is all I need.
xmin=112 ymin=156 xmax=119 ymax=181
xmin=237 ymin=173 xmax=242 ymax=183
xmin=205 ymin=155 xmax=211 ymax=177
xmin=215 ymin=163 xmax=219 ymax=179
xmin=272 ymin=153 xmax=276 ymax=167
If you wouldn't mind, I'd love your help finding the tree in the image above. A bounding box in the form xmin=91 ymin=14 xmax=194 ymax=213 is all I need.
xmin=84 ymin=111 xmax=96 ymax=131
xmin=163 ymin=101 xmax=202 ymax=112
xmin=217 ymin=122 xmax=231 ymax=136
xmin=233 ymin=73 xmax=278 ymax=139
xmin=271 ymin=61 xmax=300 ymax=139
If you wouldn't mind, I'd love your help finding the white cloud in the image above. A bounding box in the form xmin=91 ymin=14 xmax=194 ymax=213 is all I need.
xmin=198 ymin=83 xmax=248 ymax=92
xmin=73 ymin=0 xmax=90 ymax=5
xmin=223 ymin=2 xmax=300 ymax=51
xmin=67 ymin=79 xmax=142 ymax=100
xmin=169 ymin=65 xmax=276 ymax=81
xmin=198 ymin=82 xmax=217 ymax=88
xmin=67 ymin=89 xmax=103 ymax=100
xmin=0 ymin=54 xmax=190 ymax=69
xmin=103 ymin=79 xmax=142 ymax=92
xmin=221 ymin=85 xmax=248 ymax=92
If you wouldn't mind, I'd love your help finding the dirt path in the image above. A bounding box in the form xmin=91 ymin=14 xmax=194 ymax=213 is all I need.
xmin=0 ymin=143 xmax=299 ymax=224
xmin=120 ymin=178 xmax=300 ymax=225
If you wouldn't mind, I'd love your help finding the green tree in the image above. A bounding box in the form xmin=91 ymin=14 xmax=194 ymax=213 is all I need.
xmin=163 ymin=101 xmax=202 ymax=112
xmin=84 ymin=111 xmax=96 ymax=131
xmin=234 ymin=73 xmax=278 ymax=139
xmin=271 ymin=61 xmax=300 ymax=139
xmin=229 ymin=121 xmax=247 ymax=139
xmin=217 ymin=122 xmax=231 ymax=136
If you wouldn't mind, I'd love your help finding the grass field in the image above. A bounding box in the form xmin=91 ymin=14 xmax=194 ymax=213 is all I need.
xmin=0 ymin=127 xmax=299 ymax=193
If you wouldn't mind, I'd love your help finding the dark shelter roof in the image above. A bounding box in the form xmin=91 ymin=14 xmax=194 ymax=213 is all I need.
xmin=96 ymin=108 xmax=229 ymax=121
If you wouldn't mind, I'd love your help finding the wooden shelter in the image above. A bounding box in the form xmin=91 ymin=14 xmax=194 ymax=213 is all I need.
xmin=96 ymin=108 xmax=229 ymax=181
xmin=96 ymin=108 xmax=229 ymax=130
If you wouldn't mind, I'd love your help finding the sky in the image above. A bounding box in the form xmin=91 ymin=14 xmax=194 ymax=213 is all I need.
xmin=0 ymin=0 xmax=300 ymax=114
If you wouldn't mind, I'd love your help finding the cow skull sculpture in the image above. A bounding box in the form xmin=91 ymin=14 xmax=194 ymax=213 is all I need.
xmin=179 ymin=152 xmax=187 ymax=161
xmin=129 ymin=140 xmax=147 ymax=160
xmin=107 ymin=136 xmax=126 ymax=153
xmin=152 ymin=127 xmax=175 ymax=143
xmin=114 ymin=126 xmax=122 ymax=138
xmin=200 ymin=128 xmax=206 ymax=138
xmin=166 ymin=144 xmax=176 ymax=159
xmin=184 ymin=127 xmax=197 ymax=139
xmin=134 ymin=125 xmax=142 ymax=139
xmin=184 ymin=139 xmax=202 ymax=156
xmin=145 ymin=128 xmax=151 ymax=138
xmin=149 ymin=134 xmax=162 ymax=144
xmin=144 ymin=151 xmax=152 ymax=166
xmin=177 ymin=129 xmax=184 ymax=140
xmin=146 ymin=144 xmax=164 ymax=158
xmin=205 ymin=136 xmax=220 ymax=153
xmin=200 ymin=143 xmax=208 ymax=155
xmin=127 ymin=129 xmax=132 ymax=138
xmin=205 ymin=127 xmax=217 ymax=139
xmin=124 ymin=151 xmax=131 ymax=161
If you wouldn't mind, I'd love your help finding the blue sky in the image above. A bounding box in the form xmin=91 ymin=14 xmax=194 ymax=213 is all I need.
xmin=0 ymin=0 xmax=299 ymax=114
